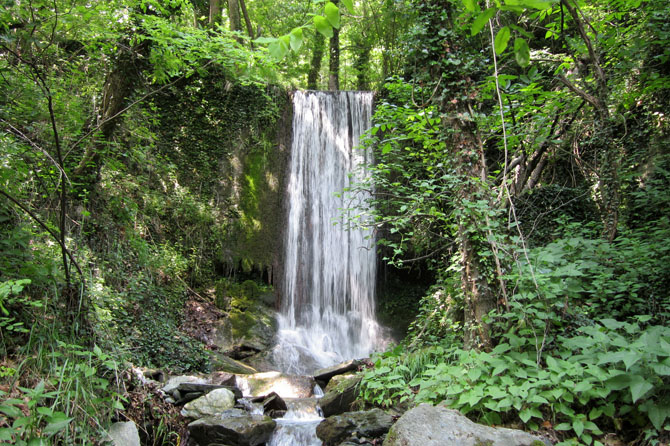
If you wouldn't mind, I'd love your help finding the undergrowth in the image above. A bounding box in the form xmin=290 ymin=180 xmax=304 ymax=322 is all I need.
xmin=360 ymin=215 xmax=670 ymax=446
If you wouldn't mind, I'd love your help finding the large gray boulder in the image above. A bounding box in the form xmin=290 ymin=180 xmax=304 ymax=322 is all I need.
xmin=188 ymin=414 xmax=276 ymax=446
xmin=181 ymin=388 xmax=236 ymax=418
xmin=384 ymin=404 xmax=551 ymax=446
xmin=316 ymin=408 xmax=394 ymax=446
xmin=318 ymin=375 xmax=361 ymax=417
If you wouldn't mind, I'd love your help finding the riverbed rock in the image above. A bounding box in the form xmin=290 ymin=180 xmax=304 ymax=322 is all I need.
xmin=211 ymin=302 xmax=277 ymax=356
xmin=238 ymin=371 xmax=316 ymax=398
xmin=383 ymin=403 xmax=551 ymax=446
xmin=181 ymin=388 xmax=237 ymax=419
xmin=316 ymin=408 xmax=394 ymax=446
xmin=175 ymin=382 xmax=243 ymax=401
xmin=262 ymin=391 xmax=288 ymax=418
xmin=162 ymin=375 xmax=208 ymax=395
xmin=188 ymin=414 xmax=276 ymax=446
xmin=105 ymin=421 xmax=141 ymax=446
xmin=210 ymin=352 xmax=259 ymax=374
xmin=318 ymin=375 xmax=362 ymax=417
xmin=314 ymin=359 xmax=362 ymax=386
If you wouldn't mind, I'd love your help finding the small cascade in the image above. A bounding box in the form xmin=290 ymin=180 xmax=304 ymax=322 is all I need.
xmin=267 ymin=398 xmax=324 ymax=446
xmin=273 ymin=90 xmax=382 ymax=374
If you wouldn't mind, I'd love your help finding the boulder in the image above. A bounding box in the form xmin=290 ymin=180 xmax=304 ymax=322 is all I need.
xmin=211 ymin=303 xmax=277 ymax=355
xmin=316 ymin=408 xmax=394 ymax=446
xmin=318 ymin=375 xmax=361 ymax=417
xmin=314 ymin=359 xmax=361 ymax=386
xmin=325 ymin=373 xmax=356 ymax=392
xmin=238 ymin=371 xmax=316 ymax=398
xmin=175 ymin=383 xmax=243 ymax=401
xmin=262 ymin=392 xmax=288 ymax=418
xmin=181 ymin=388 xmax=236 ymax=419
xmin=162 ymin=375 xmax=208 ymax=395
xmin=210 ymin=352 xmax=259 ymax=374
xmin=210 ymin=371 xmax=238 ymax=387
xmin=188 ymin=414 xmax=276 ymax=446
xmin=105 ymin=421 xmax=141 ymax=446
xmin=383 ymin=404 xmax=551 ymax=446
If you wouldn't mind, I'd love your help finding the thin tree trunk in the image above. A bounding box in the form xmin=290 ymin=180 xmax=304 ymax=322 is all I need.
xmin=328 ymin=0 xmax=340 ymax=90
xmin=239 ymin=0 xmax=254 ymax=44
xmin=307 ymin=33 xmax=325 ymax=90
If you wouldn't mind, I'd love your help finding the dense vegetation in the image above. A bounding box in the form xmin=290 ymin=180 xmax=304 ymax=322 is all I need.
xmin=1 ymin=0 xmax=668 ymax=445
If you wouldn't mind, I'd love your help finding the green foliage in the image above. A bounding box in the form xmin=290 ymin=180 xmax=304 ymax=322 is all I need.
xmin=0 ymin=342 xmax=124 ymax=444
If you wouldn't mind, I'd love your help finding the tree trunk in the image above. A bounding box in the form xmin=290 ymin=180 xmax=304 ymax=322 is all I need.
xmin=239 ymin=0 xmax=254 ymax=43
xmin=450 ymin=117 xmax=496 ymax=350
xmin=73 ymin=41 xmax=147 ymax=183
xmin=353 ymin=38 xmax=371 ymax=90
xmin=328 ymin=0 xmax=340 ymax=90
xmin=209 ymin=0 xmax=221 ymax=25
xmin=228 ymin=0 xmax=242 ymax=33
xmin=307 ymin=32 xmax=326 ymax=90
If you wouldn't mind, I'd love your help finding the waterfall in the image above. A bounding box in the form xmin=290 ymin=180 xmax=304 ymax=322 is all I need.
xmin=272 ymin=91 xmax=381 ymax=374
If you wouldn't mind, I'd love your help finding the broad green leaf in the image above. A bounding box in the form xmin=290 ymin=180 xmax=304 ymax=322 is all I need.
xmin=268 ymin=37 xmax=289 ymax=60
xmin=629 ymin=375 xmax=653 ymax=403
xmin=518 ymin=0 xmax=556 ymax=9
xmin=43 ymin=416 xmax=73 ymax=434
xmin=494 ymin=26 xmax=511 ymax=55
xmin=652 ymin=362 xmax=670 ymax=376
xmin=341 ymin=0 xmax=354 ymax=14
xmin=289 ymin=28 xmax=303 ymax=52
xmin=648 ymin=404 xmax=670 ymax=431
xmin=0 ymin=404 xmax=22 ymax=418
xmin=573 ymin=418 xmax=584 ymax=437
xmin=519 ymin=408 xmax=532 ymax=423
xmin=0 ymin=428 xmax=14 ymax=441
xmin=514 ymin=38 xmax=530 ymax=67
xmin=462 ymin=0 xmax=477 ymax=12
xmin=471 ymin=8 xmax=496 ymax=36
xmin=36 ymin=407 xmax=53 ymax=416
xmin=313 ymin=15 xmax=333 ymax=38
xmin=324 ymin=2 xmax=340 ymax=29
xmin=253 ymin=36 xmax=277 ymax=44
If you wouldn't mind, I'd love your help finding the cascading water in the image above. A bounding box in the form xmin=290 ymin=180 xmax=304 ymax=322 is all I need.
xmin=272 ymin=90 xmax=381 ymax=375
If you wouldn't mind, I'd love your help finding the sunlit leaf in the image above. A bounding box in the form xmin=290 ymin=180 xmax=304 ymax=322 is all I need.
xmin=494 ymin=26 xmax=511 ymax=54
xmin=514 ymin=38 xmax=530 ymax=66
xmin=314 ymin=15 xmax=333 ymax=38
xmin=324 ymin=2 xmax=340 ymax=29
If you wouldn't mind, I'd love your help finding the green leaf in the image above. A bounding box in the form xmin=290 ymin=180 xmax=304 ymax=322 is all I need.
xmin=648 ymin=404 xmax=670 ymax=431
xmin=573 ymin=418 xmax=584 ymax=437
xmin=324 ymin=2 xmax=340 ymax=29
xmin=313 ymin=15 xmax=333 ymax=38
xmin=43 ymin=415 xmax=73 ymax=434
xmin=471 ymin=8 xmax=496 ymax=36
xmin=289 ymin=27 xmax=303 ymax=52
xmin=517 ymin=0 xmax=556 ymax=9
xmin=340 ymin=0 xmax=354 ymax=14
xmin=0 ymin=404 xmax=22 ymax=418
xmin=494 ymin=26 xmax=511 ymax=54
xmin=514 ymin=38 xmax=530 ymax=67
xmin=629 ymin=375 xmax=653 ymax=403
xmin=519 ymin=408 xmax=532 ymax=423
xmin=462 ymin=0 xmax=477 ymax=12
xmin=268 ymin=37 xmax=289 ymax=60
